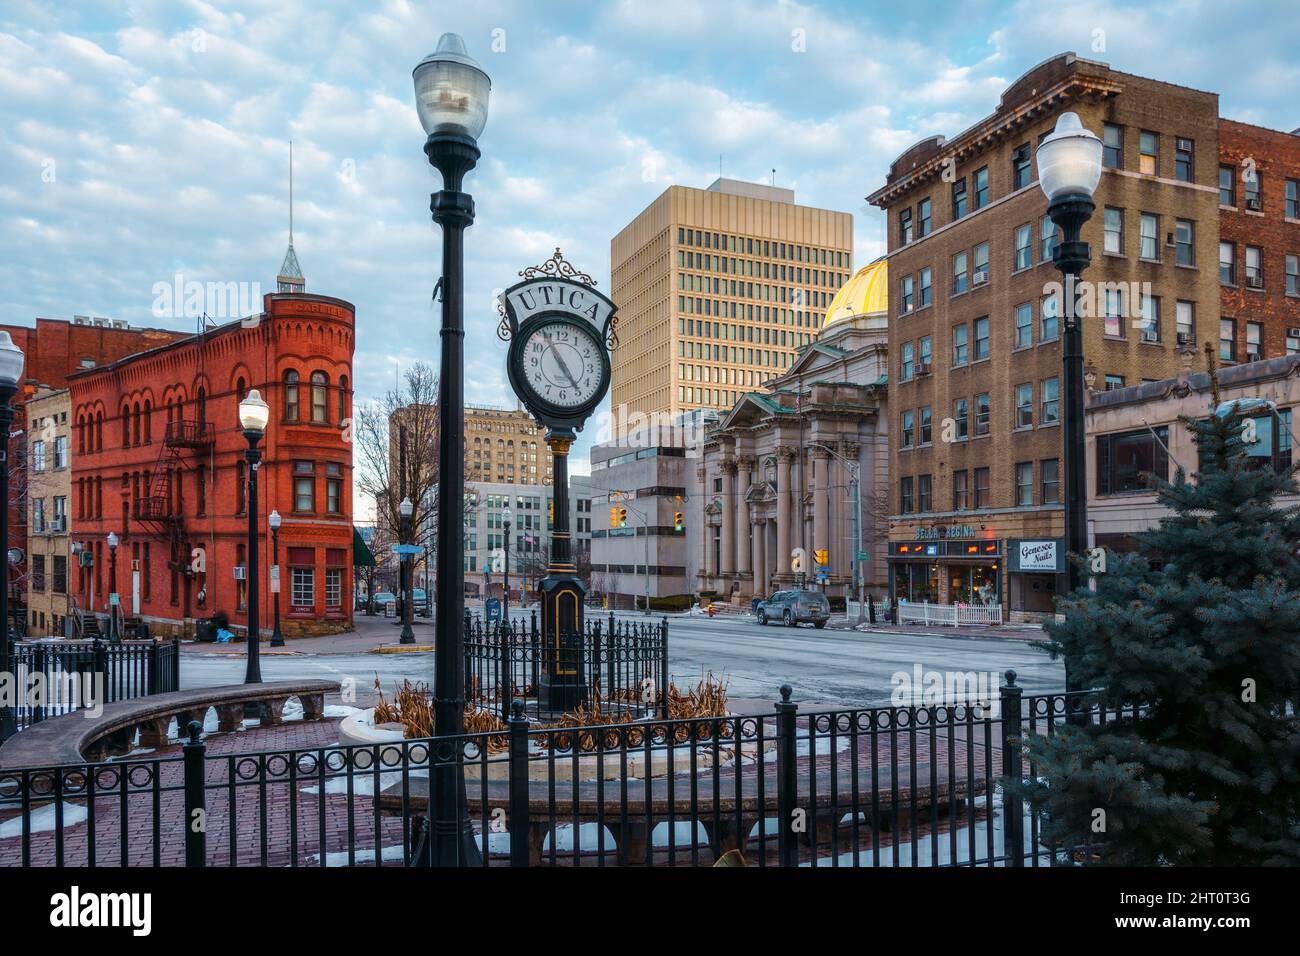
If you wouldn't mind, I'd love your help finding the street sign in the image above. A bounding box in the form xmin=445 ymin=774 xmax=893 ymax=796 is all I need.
xmin=856 ymin=550 xmax=870 ymax=561
xmin=485 ymin=598 xmax=502 ymax=623
xmin=269 ymin=564 xmax=280 ymax=594
xmin=392 ymin=544 xmax=422 ymax=556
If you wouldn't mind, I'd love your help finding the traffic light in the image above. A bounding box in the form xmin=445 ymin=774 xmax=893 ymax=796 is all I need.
xmin=674 ymin=511 xmax=683 ymax=532
xmin=549 ymin=500 xmax=554 ymax=522
xmin=617 ymin=507 xmax=628 ymax=528
xmin=609 ymin=506 xmax=619 ymax=528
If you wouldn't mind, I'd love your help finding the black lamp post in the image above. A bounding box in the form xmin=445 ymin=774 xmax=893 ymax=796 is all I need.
xmin=1037 ymin=111 xmax=1103 ymax=699
xmin=399 ymin=496 xmax=415 ymax=644
xmin=0 ymin=331 xmax=23 ymax=741
xmin=239 ymin=389 xmax=270 ymax=684
xmin=106 ymin=531 xmax=119 ymax=642
xmin=502 ymin=505 xmax=512 ymax=627
xmin=413 ymin=31 xmax=489 ymax=867
xmin=268 ymin=509 xmax=284 ymax=647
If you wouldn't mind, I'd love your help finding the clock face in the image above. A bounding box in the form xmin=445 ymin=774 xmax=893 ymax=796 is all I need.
xmin=521 ymin=321 xmax=604 ymax=410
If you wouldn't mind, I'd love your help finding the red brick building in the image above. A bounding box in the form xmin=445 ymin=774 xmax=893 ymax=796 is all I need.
xmin=1217 ymin=120 xmax=1300 ymax=363
xmin=65 ymin=293 xmax=356 ymax=638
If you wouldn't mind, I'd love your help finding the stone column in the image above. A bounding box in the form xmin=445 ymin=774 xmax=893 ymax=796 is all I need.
xmin=736 ymin=457 xmax=753 ymax=579
xmin=776 ymin=446 xmax=794 ymax=580
xmin=720 ymin=458 xmax=737 ymax=578
xmin=699 ymin=465 xmax=715 ymax=580
xmin=813 ymin=446 xmax=830 ymax=576
xmin=751 ymin=517 xmax=766 ymax=598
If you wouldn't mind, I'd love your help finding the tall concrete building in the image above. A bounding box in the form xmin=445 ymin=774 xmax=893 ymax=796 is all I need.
xmin=610 ymin=178 xmax=854 ymax=422
xmin=393 ymin=403 xmax=548 ymax=486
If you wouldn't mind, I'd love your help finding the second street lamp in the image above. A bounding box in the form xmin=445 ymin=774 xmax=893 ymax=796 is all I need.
xmin=501 ymin=505 xmax=512 ymax=628
xmin=0 ymin=331 xmax=24 ymax=741
xmin=239 ymin=389 xmax=270 ymax=684
xmin=106 ymin=532 xmax=119 ymax=641
xmin=268 ymin=509 xmax=284 ymax=647
xmin=399 ymin=496 xmax=415 ymax=644
xmin=1037 ymin=110 xmax=1103 ymax=700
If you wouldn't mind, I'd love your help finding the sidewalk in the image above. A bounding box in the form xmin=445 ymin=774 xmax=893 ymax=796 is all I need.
xmin=827 ymin=617 xmax=1049 ymax=643
xmin=180 ymin=612 xmax=434 ymax=657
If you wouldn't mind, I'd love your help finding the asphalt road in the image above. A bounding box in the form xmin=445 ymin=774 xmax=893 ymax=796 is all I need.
xmin=179 ymin=610 xmax=1063 ymax=711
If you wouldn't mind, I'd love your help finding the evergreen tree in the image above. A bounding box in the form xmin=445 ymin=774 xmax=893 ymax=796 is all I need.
xmin=1018 ymin=397 xmax=1300 ymax=865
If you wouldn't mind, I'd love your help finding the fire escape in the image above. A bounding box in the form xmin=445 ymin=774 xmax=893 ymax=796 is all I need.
xmin=136 ymin=419 xmax=214 ymax=556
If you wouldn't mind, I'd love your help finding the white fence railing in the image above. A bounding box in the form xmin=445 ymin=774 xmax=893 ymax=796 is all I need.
xmin=897 ymin=601 xmax=1003 ymax=627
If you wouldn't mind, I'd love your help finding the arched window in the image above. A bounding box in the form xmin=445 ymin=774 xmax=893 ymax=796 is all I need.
xmin=338 ymin=375 xmax=348 ymax=422
xmin=121 ymin=405 xmax=131 ymax=447
xmin=95 ymin=410 xmax=103 ymax=451
xmin=197 ymin=387 xmax=206 ymax=425
xmin=310 ymin=372 xmax=328 ymax=423
xmin=76 ymin=414 xmax=85 ymax=455
xmin=283 ymin=371 xmax=299 ymax=420
xmin=143 ymin=400 xmax=152 ymax=443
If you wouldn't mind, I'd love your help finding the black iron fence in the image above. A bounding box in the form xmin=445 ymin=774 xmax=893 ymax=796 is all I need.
xmin=464 ymin=612 xmax=668 ymax=720
xmin=3 ymin=638 xmax=181 ymax=736
xmin=0 ymin=673 xmax=1136 ymax=867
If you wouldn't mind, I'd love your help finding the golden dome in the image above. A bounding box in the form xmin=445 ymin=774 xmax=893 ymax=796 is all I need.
xmin=824 ymin=257 xmax=887 ymax=328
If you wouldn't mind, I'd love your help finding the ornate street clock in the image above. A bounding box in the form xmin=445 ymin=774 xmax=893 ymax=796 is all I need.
xmin=498 ymin=250 xmax=617 ymax=710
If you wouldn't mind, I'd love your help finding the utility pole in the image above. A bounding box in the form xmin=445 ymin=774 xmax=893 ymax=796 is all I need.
xmin=810 ymin=442 xmax=865 ymax=625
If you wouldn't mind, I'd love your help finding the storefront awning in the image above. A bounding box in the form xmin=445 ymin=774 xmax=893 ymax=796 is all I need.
xmin=352 ymin=527 xmax=377 ymax=567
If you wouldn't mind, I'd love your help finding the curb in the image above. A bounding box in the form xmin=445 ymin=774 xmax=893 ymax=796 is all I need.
xmin=370 ymin=644 xmax=436 ymax=654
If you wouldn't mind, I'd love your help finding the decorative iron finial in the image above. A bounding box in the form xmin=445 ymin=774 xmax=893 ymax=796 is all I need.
xmin=519 ymin=248 xmax=596 ymax=286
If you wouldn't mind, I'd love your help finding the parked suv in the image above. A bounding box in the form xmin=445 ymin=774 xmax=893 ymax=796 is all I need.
xmin=755 ymin=589 xmax=831 ymax=628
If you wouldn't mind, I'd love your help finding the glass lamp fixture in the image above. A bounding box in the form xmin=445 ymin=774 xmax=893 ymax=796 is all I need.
xmin=412 ymin=33 xmax=491 ymax=139
xmin=107 ymin=532 xmax=118 ymax=549
xmin=1036 ymin=112 xmax=1103 ymax=202
xmin=400 ymin=497 xmax=414 ymax=517
xmin=0 ymin=331 xmax=24 ymax=386
xmin=268 ymin=509 xmax=282 ymax=530
xmin=239 ymin=389 xmax=270 ymax=433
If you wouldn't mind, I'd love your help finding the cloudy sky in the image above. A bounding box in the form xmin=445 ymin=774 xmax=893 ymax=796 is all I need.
xmin=2 ymin=0 xmax=1297 ymax=496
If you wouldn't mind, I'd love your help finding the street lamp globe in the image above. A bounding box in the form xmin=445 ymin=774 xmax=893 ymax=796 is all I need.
xmin=268 ymin=509 xmax=281 ymax=530
xmin=0 ymin=331 xmax=24 ymax=386
xmin=502 ymin=506 xmax=512 ymax=528
xmin=399 ymin=497 xmax=414 ymax=518
xmin=1036 ymin=112 xmax=1103 ymax=202
xmin=413 ymin=33 xmax=491 ymax=140
xmin=238 ymin=389 xmax=270 ymax=434
xmin=106 ymin=532 xmax=118 ymax=549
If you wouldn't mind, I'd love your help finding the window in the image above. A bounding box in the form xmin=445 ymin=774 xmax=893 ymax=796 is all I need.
xmin=953 ymin=398 xmax=968 ymax=439
xmin=1014 ymin=224 xmax=1032 ymax=270
xmin=1245 ymin=246 xmax=1263 ymax=288
xmin=292 ymin=567 xmax=315 ymax=608
xmin=52 ymin=555 xmax=67 ymax=594
xmin=1012 ymin=145 xmax=1031 ymax=190
xmin=1097 ymin=427 xmax=1169 ymax=494
xmin=1015 ymin=383 xmax=1033 ymax=428
xmin=1140 ymin=294 xmax=1160 ymax=343
xmin=283 ymin=370 xmax=300 ymax=419
xmin=952 ymin=252 xmax=968 ymax=295
xmin=1139 ymin=130 xmax=1158 ymax=175
xmin=974 ymin=468 xmax=990 ymax=509
xmin=974 ymin=316 xmax=990 ymax=360
xmin=901 ymin=410 xmax=914 ymax=448
xmin=901 ymin=275 xmax=914 ymax=312
xmin=1104 ymin=207 xmax=1123 ymax=255
xmin=1176 ymin=300 xmax=1195 ymax=345
xmin=1220 ymin=318 xmax=1237 ymax=362
xmin=973 ymin=167 xmax=989 ymax=208
xmin=1288 ymin=330 xmax=1300 ymax=355
xmin=326 ymin=567 xmax=342 ymax=609
xmin=900 ymin=477 xmax=914 ymax=514
xmin=1247 ymin=322 xmax=1263 ymax=361
xmin=1220 ymin=241 xmax=1236 ymax=284
xmin=919 ymin=267 xmax=932 ymax=307
xmin=1040 ymin=215 xmax=1058 ymax=261
xmin=917 ymin=198 xmax=932 ymax=237
xmin=1244 ymin=170 xmax=1262 ymax=210
xmin=326 ymin=462 xmax=343 ymax=513
xmin=953 ymin=470 xmax=969 ymax=511
xmin=1104 ymin=287 xmax=1124 ymax=338
xmin=1219 ymin=165 xmax=1236 ymax=206
xmin=1041 ymin=459 xmax=1060 ymax=504
xmin=338 ymin=375 xmax=348 ymax=422
xmin=1140 ymin=213 xmax=1159 ymax=260
xmin=1015 ymin=462 xmax=1034 ymax=506
xmin=952 ymin=178 xmax=967 ymax=219
xmin=952 ymin=324 xmax=968 ymax=366
xmin=310 ymin=372 xmax=329 ymax=422
xmin=1042 ymin=377 xmax=1060 ymax=424
xmin=919 ymin=335 xmax=932 ymax=370
xmin=901 ymin=341 xmax=914 ymax=381
xmin=31 ymin=440 xmax=45 ymax=472
xmin=1041 ymin=294 xmax=1059 ymax=341
xmin=1175 ymin=219 xmax=1194 ymax=266
xmin=1105 ymin=374 xmax=1126 ymax=390
xmin=918 ymin=474 xmax=933 ymax=512
xmin=293 ymin=460 xmax=315 ymax=512
xmin=54 ymin=435 xmax=68 ymax=469
xmin=972 ymin=243 xmax=989 ymax=284
xmin=1015 ymin=302 xmax=1033 ymax=349
xmin=1288 ymin=179 xmax=1300 ymax=219
xmin=1175 ymin=138 xmax=1193 ymax=182
xmin=919 ymin=405 xmax=933 ymax=445
xmin=31 ymin=555 xmax=45 ymax=591
xmin=1102 ymin=123 xmax=1122 ymax=168
xmin=900 ymin=208 xmax=913 ymax=245
xmin=236 ymin=460 xmax=246 ymax=514
xmin=974 ymin=393 xmax=990 ymax=436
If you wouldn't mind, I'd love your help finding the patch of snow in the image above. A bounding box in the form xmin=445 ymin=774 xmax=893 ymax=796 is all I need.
xmin=324 ymin=704 xmax=361 ymax=718
xmin=307 ymin=843 xmax=407 ymax=866
xmin=0 ymin=801 xmax=89 ymax=838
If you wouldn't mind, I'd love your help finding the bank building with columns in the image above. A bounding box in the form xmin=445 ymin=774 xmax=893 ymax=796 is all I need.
xmin=693 ymin=258 xmax=891 ymax=605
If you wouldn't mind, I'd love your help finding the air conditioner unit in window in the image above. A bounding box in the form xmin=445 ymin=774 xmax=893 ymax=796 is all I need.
xmin=1177 ymin=138 xmax=1193 ymax=152
xmin=232 ymin=565 xmax=247 ymax=581
xmin=1177 ymin=332 xmax=1193 ymax=346
xmin=916 ymin=362 xmax=932 ymax=376
xmin=48 ymin=517 xmax=64 ymax=533
xmin=1288 ymin=327 xmax=1300 ymax=338
xmin=972 ymin=270 xmax=989 ymax=285
xmin=1247 ymin=275 xmax=1264 ymax=288
xmin=1247 ymin=350 xmax=1262 ymax=362
xmin=1247 ymin=197 xmax=1263 ymax=211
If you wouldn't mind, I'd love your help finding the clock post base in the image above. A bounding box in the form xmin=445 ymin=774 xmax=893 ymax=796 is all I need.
xmin=538 ymin=572 xmax=587 ymax=713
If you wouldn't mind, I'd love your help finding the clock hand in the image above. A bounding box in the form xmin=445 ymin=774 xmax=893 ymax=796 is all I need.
xmin=551 ymin=345 xmax=580 ymax=390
